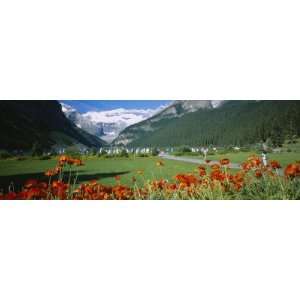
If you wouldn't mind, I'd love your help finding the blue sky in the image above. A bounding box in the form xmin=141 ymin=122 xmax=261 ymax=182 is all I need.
xmin=61 ymin=100 xmax=171 ymax=113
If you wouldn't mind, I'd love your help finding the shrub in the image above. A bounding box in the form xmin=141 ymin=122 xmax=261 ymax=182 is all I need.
xmin=240 ymin=147 xmax=251 ymax=152
xmin=65 ymin=146 xmax=82 ymax=158
xmin=207 ymin=150 xmax=215 ymax=156
xmin=180 ymin=146 xmax=192 ymax=153
xmin=120 ymin=149 xmax=129 ymax=157
xmin=218 ymin=149 xmax=229 ymax=155
xmin=0 ymin=150 xmax=12 ymax=159
xmin=98 ymin=150 xmax=107 ymax=157
xmin=39 ymin=155 xmax=52 ymax=160
xmin=31 ymin=142 xmax=43 ymax=157
xmin=137 ymin=153 xmax=149 ymax=157
xmin=16 ymin=156 xmax=27 ymax=161
xmin=152 ymin=148 xmax=160 ymax=156
xmin=173 ymin=152 xmax=184 ymax=156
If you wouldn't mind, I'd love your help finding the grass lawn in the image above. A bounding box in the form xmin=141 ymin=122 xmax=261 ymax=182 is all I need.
xmin=0 ymin=157 xmax=201 ymax=193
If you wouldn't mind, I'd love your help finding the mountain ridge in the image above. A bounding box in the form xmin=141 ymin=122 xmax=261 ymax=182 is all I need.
xmin=113 ymin=100 xmax=300 ymax=147
xmin=113 ymin=100 xmax=214 ymax=145
xmin=0 ymin=100 xmax=106 ymax=151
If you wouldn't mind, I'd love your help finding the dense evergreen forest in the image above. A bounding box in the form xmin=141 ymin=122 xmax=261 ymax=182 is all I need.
xmin=0 ymin=101 xmax=106 ymax=151
xmin=126 ymin=101 xmax=300 ymax=147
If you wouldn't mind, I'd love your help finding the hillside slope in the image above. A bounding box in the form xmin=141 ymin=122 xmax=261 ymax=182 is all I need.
xmin=113 ymin=100 xmax=213 ymax=145
xmin=0 ymin=100 xmax=106 ymax=151
xmin=114 ymin=101 xmax=300 ymax=147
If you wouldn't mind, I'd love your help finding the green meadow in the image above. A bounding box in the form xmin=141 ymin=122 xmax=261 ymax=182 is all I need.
xmin=0 ymin=156 xmax=199 ymax=193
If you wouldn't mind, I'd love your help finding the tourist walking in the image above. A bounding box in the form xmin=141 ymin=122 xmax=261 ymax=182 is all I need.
xmin=262 ymin=151 xmax=268 ymax=167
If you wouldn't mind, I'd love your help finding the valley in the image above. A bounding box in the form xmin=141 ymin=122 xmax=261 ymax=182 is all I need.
xmin=0 ymin=100 xmax=299 ymax=200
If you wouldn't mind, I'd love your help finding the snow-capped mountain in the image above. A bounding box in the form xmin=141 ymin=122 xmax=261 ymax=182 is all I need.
xmin=113 ymin=100 xmax=214 ymax=145
xmin=61 ymin=102 xmax=167 ymax=142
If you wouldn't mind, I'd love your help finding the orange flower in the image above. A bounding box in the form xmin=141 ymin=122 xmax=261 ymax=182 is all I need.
xmin=59 ymin=155 xmax=68 ymax=164
xmin=220 ymin=158 xmax=230 ymax=166
xmin=113 ymin=185 xmax=133 ymax=200
xmin=255 ymin=170 xmax=263 ymax=178
xmin=210 ymin=170 xmax=226 ymax=182
xmin=284 ymin=163 xmax=300 ymax=178
xmin=27 ymin=188 xmax=43 ymax=199
xmin=151 ymin=179 xmax=167 ymax=190
xmin=156 ymin=160 xmax=164 ymax=167
xmin=269 ymin=160 xmax=281 ymax=169
xmin=3 ymin=192 xmax=18 ymax=200
xmin=89 ymin=180 xmax=98 ymax=186
xmin=115 ymin=175 xmax=121 ymax=181
xmin=54 ymin=166 xmax=62 ymax=173
xmin=73 ymin=159 xmax=84 ymax=166
xmin=24 ymin=179 xmax=38 ymax=188
xmin=211 ymin=164 xmax=220 ymax=171
xmin=197 ymin=166 xmax=207 ymax=177
xmin=45 ymin=169 xmax=56 ymax=177
xmin=166 ymin=183 xmax=177 ymax=191
xmin=67 ymin=158 xmax=75 ymax=165
xmin=241 ymin=161 xmax=252 ymax=172
xmin=205 ymin=160 xmax=211 ymax=164
xmin=247 ymin=156 xmax=261 ymax=168
xmin=175 ymin=174 xmax=198 ymax=186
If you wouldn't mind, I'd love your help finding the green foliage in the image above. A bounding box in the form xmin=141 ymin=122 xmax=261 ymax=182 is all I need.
xmin=152 ymin=148 xmax=160 ymax=156
xmin=0 ymin=101 xmax=106 ymax=151
xmin=65 ymin=146 xmax=81 ymax=158
xmin=31 ymin=142 xmax=43 ymax=157
xmin=179 ymin=146 xmax=192 ymax=153
xmin=91 ymin=147 xmax=97 ymax=156
xmin=218 ymin=149 xmax=230 ymax=155
xmin=173 ymin=152 xmax=184 ymax=156
xmin=0 ymin=150 xmax=12 ymax=159
xmin=137 ymin=153 xmax=149 ymax=157
xmin=16 ymin=156 xmax=27 ymax=161
xmin=120 ymin=149 xmax=129 ymax=157
xmin=98 ymin=150 xmax=107 ymax=157
xmin=124 ymin=101 xmax=300 ymax=148
xmin=39 ymin=155 xmax=52 ymax=160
